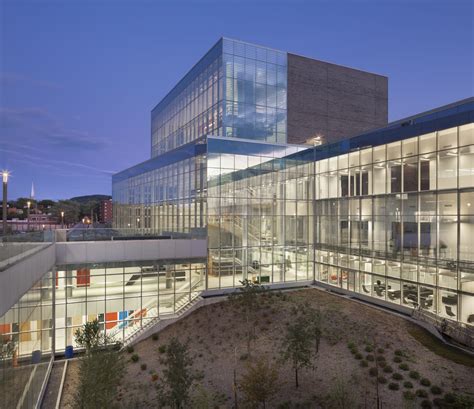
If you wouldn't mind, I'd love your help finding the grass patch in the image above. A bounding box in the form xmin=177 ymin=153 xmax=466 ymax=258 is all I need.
xmin=407 ymin=324 xmax=474 ymax=367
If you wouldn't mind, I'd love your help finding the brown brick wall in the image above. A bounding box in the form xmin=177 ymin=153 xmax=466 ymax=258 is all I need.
xmin=287 ymin=53 xmax=388 ymax=145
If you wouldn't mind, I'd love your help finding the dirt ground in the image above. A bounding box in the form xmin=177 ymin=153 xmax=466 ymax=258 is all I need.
xmin=61 ymin=288 xmax=474 ymax=408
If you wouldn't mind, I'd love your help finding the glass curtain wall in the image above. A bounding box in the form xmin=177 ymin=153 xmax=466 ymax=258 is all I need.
xmin=222 ymin=38 xmax=287 ymax=144
xmin=0 ymin=271 xmax=53 ymax=409
xmin=207 ymin=137 xmax=313 ymax=288
xmin=113 ymin=151 xmax=207 ymax=234
xmin=151 ymin=41 xmax=222 ymax=157
xmin=314 ymin=123 xmax=474 ymax=325
xmin=54 ymin=260 xmax=206 ymax=350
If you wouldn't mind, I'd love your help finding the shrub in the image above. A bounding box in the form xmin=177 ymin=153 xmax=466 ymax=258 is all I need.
xmin=366 ymin=354 xmax=375 ymax=362
xmin=403 ymin=391 xmax=415 ymax=401
xmin=388 ymin=382 xmax=399 ymax=390
xmin=444 ymin=393 xmax=456 ymax=404
xmin=347 ymin=342 xmax=356 ymax=349
xmin=365 ymin=345 xmax=374 ymax=352
xmin=151 ymin=333 xmax=159 ymax=341
xmin=158 ymin=345 xmax=167 ymax=354
xmin=383 ymin=365 xmax=393 ymax=373
xmin=376 ymin=355 xmax=386 ymax=362
xmin=369 ymin=367 xmax=378 ymax=377
xmin=350 ymin=347 xmax=358 ymax=355
xmin=378 ymin=376 xmax=387 ymax=384
xmin=377 ymin=347 xmax=385 ymax=354
xmin=392 ymin=373 xmax=403 ymax=381
xmin=409 ymin=370 xmax=420 ymax=380
xmin=151 ymin=373 xmax=158 ymax=382
xmin=403 ymin=381 xmax=413 ymax=389
xmin=394 ymin=349 xmax=403 ymax=356
xmin=416 ymin=389 xmax=428 ymax=398
xmin=140 ymin=363 xmax=147 ymax=371
xmin=420 ymin=378 xmax=431 ymax=387
xmin=126 ymin=345 xmax=134 ymax=353
xmin=399 ymin=363 xmax=409 ymax=371
xmin=239 ymin=353 xmax=248 ymax=361
xmin=430 ymin=385 xmax=442 ymax=395
xmin=354 ymin=352 xmax=363 ymax=360
xmin=420 ymin=400 xmax=432 ymax=409
xmin=360 ymin=360 xmax=368 ymax=368
xmin=393 ymin=356 xmax=403 ymax=363
xmin=131 ymin=354 xmax=139 ymax=362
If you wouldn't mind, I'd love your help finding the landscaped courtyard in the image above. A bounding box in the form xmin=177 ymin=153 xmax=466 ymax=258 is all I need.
xmin=61 ymin=287 xmax=474 ymax=408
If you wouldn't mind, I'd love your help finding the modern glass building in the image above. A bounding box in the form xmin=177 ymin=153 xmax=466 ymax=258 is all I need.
xmin=114 ymin=94 xmax=474 ymax=326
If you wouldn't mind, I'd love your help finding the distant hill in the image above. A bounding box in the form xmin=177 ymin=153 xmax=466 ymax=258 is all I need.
xmin=69 ymin=195 xmax=111 ymax=203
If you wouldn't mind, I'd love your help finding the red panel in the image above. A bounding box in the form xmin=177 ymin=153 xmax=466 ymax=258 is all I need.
xmin=76 ymin=268 xmax=91 ymax=287
xmin=105 ymin=312 xmax=117 ymax=329
xmin=0 ymin=323 xmax=11 ymax=335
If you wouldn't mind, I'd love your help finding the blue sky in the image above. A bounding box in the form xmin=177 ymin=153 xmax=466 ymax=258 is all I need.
xmin=1 ymin=0 xmax=473 ymax=200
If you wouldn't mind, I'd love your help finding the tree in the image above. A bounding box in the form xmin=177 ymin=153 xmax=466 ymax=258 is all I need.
xmin=229 ymin=279 xmax=267 ymax=355
xmin=74 ymin=320 xmax=124 ymax=409
xmin=158 ymin=338 xmax=196 ymax=409
xmin=281 ymin=314 xmax=314 ymax=388
xmin=239 ymin=356 xmax=279 ymax=408
xmin=52 ymin=200 xmax=80 ymax=225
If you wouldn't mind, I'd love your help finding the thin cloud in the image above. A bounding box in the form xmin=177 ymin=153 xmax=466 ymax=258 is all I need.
xmin=0 ymin=147 xmax=117 ymax=175
xmin=0 ymin=72 xmax=63 ymax=91
xmin=0 ymin=107 xmax=109 ymax=151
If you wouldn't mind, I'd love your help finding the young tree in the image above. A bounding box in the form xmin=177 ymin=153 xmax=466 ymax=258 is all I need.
xmin=239 ymin=356 xmax=279 ymax=409
xmin=281 ymin=315 xmax=314 ymax=388
xmin=74 ymin=320 xmax=124 ymax=409
xmin=229 ymin=279 xmax=267 ymax=356
xmin=327 ymin=373 xmax=355 ymax=409
xmin=158 ymin=337 xmax=196 ymax=409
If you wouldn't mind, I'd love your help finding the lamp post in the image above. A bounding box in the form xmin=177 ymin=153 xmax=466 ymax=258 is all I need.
xmin=27 ymin=200 xmax=31 ymax=231
xmin=2 ymin=170 xmax=9 ymax=236
xmin=60 ymin=211 xmax=65 ymax=229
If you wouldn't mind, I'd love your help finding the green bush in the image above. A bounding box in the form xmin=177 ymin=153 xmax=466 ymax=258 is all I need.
xmin=151 ymin=333 xmax=159 ymax=341
xmin=354 ymin=352 xmax=363 ymax=360
xmin=366 ymin=354 xmax=375 ymax=362
xmin=444 ymin=393 xmax=456 ymax=404
xmin=409 ymin=370 xmax=420 ymax=380
xmin=383 ymin=365 xmax=393 ymax=373
xmin=347 ymin=342 xmax=356 ymax=349
xmin=416 ymin=389 xmax=428 ymax=398
xmin=394 ymin=349 xmax=403 ymax=356
xmin=393 ymin=356 xmax=403 ymax=363
xmin=420 ymin=378 xmax=431 ymax=387
xmin=399 ymin=363 xmax=409 ymax=371
xmin=360 ymin=360 xmax=368 ymax=367
xmin=140 ymin=363 xmax=147 ymax=371
xmin=403 ymin=391 xmax=415 ymax=401
xmin=420 ymin=400 xmax=432 ymax=409
xmin=158 ymin=345 xmax=167 ymax=354
xmin=403 ymin=381 xmax=413 ymax=389
xmin=369 ymin=367 xmax=377 ymax=377
xmin=350 ymin=347 xmax=358 ymax=355
xmin=126 ymin=345 xmax=134 ymax=353
xmin=131 ymin=354 xmax=139 ymax=362
xmin=392 ymin=373 xmax=403 ymax=381
xmin=239 ymin=353 xmax=248 ymax=361
xmin=378 ymin=376 xmax=387 ymax=384
xmin=377 ymin=347 xmax=385 ymax=354
xmin=430 ymin=385 xmax=442 ymax=395
xmin=365 ymin=345 xmax=374 ymax=352
xmin=388 ymin=382 xmax=399 ymax=390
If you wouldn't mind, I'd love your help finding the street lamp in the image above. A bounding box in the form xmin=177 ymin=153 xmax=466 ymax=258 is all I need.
xmin=2 ymin=170 xmax=9 ymax=236
xmin=27 ymin=200 xmax=31 ymax=231
xmin=60 ymin=211 xmax=65 ymax=229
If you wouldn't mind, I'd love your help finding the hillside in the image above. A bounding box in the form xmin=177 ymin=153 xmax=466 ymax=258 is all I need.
xmin=69 ymin=194 xmax=111 ymax=203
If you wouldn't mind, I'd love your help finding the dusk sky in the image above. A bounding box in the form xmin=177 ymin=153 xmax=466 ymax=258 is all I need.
xmin=1 ymin=0 xmax=472 ymax=200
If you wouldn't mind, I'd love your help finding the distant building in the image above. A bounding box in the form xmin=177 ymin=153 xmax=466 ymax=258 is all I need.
xmin=100 ymin=198 xmax=113 ymax=223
